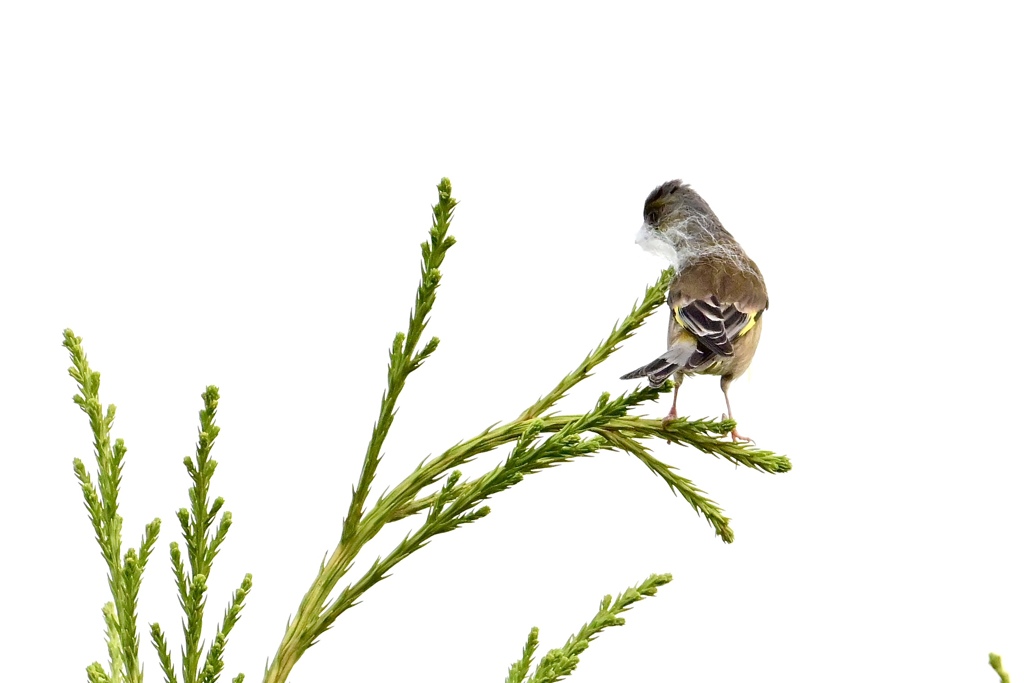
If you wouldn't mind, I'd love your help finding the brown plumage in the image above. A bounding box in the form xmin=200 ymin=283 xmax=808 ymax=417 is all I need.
xmin=622 ymin=180 xmax=768 ymax=442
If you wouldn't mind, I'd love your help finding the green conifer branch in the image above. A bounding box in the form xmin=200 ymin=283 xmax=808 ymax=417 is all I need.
xmin=88 ymin=661 xmax=113 ymax=683
xmin=153 ymin=386 xmax=249 ymax=683
xmin=341 ymin=178 xmax=456 ymax=546
xmin=317 ymin=486 xmax=494 ymax=635
xmin=170 ymin=541 xmax=188 ymax=604
xmin=506 ymin=573 xmax=673 ymax=683
xmin=263 ymin=179 xmax=458 ymax=682
xmin=103 ymin=602 xmax=125 ymax=683
xmin=386 ymin=407 xmax=785 ymax=533
xmin=66 ymin=347 xmax=249 ymax=683
xmin=991 ymin=653 xmax=1011 ymax=683
xmin=506 ymin=628 xmax=540 ymax=683
xmin=199 ymin=573 xmax=254 ymax=683
xmin=151 ymin=623 xmax=180 ymax=683
xmin=596 ymin=429 xmax=732 ymax=540
xmin=64 ymin=330 xmax=158 ymax=683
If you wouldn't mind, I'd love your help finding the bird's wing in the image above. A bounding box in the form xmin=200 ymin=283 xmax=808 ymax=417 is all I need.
xmin=672 ymin=297 xmax=761 ymax=356
xmin=667 ymin=258 xmax=767 ymax=359
xmin=673 ymin=296 xmax=734 ymax=356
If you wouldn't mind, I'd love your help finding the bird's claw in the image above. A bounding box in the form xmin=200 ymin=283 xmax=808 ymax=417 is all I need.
xmin=661 ymin=407 xmax=678 ymax=429
xmin=721 ymin=413 xmax=753 ymax=443
xmin=730 ymin=429 xmax=754 ymax=443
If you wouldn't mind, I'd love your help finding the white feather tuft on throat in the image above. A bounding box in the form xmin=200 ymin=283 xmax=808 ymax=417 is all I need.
xmin=635 ymin=215 xmax=756 ymax=275
xmin=635 ymin=223 xmax=678 ymax=265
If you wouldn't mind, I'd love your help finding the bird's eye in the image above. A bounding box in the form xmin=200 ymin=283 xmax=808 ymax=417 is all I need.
xmin=645 ymin=209 xmax=659 ymax=225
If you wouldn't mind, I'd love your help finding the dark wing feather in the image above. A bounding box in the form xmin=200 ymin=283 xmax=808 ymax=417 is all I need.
xmin=675 ymin=296 xmax=734 ymax=356
xmin=720 ymin=305 xmax=754 ymax=344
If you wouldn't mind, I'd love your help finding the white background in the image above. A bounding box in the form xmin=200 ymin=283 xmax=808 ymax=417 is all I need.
xmin=2 ymin=2 xmax=1022 ymax=681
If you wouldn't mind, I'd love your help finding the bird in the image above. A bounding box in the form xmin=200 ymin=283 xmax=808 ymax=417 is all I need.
xmin=621 ymin=180 xmax=768 ymax=442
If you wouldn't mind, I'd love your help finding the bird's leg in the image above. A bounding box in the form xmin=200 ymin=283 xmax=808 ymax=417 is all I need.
xmin=721 ymin=380 xmax=752 ymax=443
xmin=661 ymin=380 xmax=681 ymax=427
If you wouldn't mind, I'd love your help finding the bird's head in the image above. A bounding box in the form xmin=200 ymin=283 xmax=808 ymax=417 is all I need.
xmin=635 ymin=180 xmax=731 ymax=267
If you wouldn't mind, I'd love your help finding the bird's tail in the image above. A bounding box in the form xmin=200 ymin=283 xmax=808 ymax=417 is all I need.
xmin=620 ymin=358 xmax=679 ymax=387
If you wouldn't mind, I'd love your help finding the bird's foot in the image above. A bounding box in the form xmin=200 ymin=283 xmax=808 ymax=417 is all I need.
xmin=730 ymin=429 xmax=753 ymax=443
xmin=661 ymin=407 xmax=678 ymax=429
xmin=720 ymin=413 xmax=753 ymax=443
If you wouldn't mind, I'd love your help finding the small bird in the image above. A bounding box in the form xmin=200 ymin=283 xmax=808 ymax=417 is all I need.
xmin=621 ymin=180 xmax=768 ymax=442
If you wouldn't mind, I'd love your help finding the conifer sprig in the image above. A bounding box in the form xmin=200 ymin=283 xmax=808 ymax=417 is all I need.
xmin=506 ymin=573 xmax=673 ymax=683
xmin=263 ymin=179 xmax=460 ymax=683
xmin=506 ymin=628 xmax=540 ymax=683
xmin=65 ymin=329 xmax=159 ymax=683
xmin=150 ymin=387 xmax=251 ymax=683
xmin=990 ymin=653 xmax=1011 ymax=683
xmin=341 ymin=178 xmax=456 ymax=546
